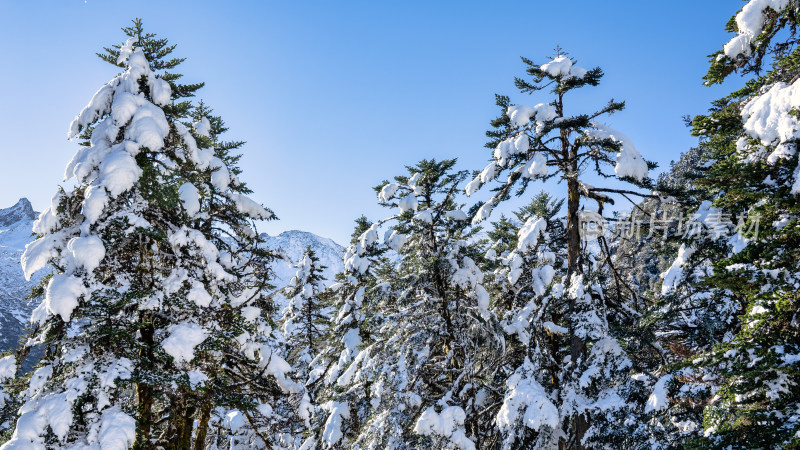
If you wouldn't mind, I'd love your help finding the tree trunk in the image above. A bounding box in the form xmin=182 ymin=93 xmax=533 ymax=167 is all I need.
xmin=134 ymin=382 xmax=153 ymax=450
xmin=566 ymin=140 xmax=589 ymax=448
xmin=566 ymin=175 xmax=586 ymax=363
xmin=166 ymin=393 xmax=195 ymax=450
xmin=180 ymin=405 xmax=196 ymax=450
xmin=134 ymin=315 xmax=155 ymax=450
xmin=194 ymin=398 xmax=212 ymax=450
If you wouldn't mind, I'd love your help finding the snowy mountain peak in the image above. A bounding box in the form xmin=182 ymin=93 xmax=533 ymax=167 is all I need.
xmin=262 ymin=230 xmax=343 ymax=256
xmin=260 ymin=230 xmax=345 ymax=307
xmin=0 ymin=198 xmax=39 ymax=354
xmin=0 ymin=198 xmax=36 ymax=227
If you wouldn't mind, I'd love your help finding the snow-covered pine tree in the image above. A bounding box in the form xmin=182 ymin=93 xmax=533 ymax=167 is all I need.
xmin=317 ymin=159 xmax=503 ymax=449
xmin=280 ymin=246 xmax=330 ymax=389
xmin=0 ymin=20 xmax=308 ymax=449
xmin=271 ymin=246 xmax=332 ymax=448
xmin=481 ymin=193 xmax=566 ymax=448
xmin=649 ymin=1 xmax=800 ymax=447
xmin=467 ymin=52 xmax=660 ymax=448
xmin=305 ymin=215 xmax=390 ymax=448
xmin=0 ymin=354 xmax=15 ymax=441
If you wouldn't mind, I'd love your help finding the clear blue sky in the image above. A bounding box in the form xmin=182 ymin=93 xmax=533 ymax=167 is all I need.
xmin=0 ymin=0 xmax=744 ymax=244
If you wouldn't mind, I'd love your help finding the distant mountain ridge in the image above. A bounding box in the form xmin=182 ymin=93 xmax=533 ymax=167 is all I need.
xmin=261 ymin=229 xmax=345 ymax=285
xmin=260 ymin=229 xmax=345 ymax=312
xmin=0 ymin=198 xmax=345 ymax=354
xmin=0 ymin=198 xmax=35 ymax=227
xmin=0 ymin=198 xmax=40 ymax=352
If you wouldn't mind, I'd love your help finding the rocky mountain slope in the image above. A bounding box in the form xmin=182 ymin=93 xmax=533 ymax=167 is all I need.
xmin=0 ymin=199 xmax=40 ymax=353
xmin=609 ymin=146 xmax=702 ymax=297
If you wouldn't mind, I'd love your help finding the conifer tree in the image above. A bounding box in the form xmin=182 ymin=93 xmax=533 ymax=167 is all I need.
xmin=317 ymin=159 xmax=503 ymax=449
xmin=305 ymin=215 xmax=388 ymax=448
xmin=467 ymin=53 xmax=659 ymax=448
xmin=0 ymin=353 xmax=15 ymax=441
xmin=650 ymin=1 xmax=800 ymax=447
xmin=482 ymin=193 xmax=566 ymax=448
xmin=0 ymin=20 xmax=308 ymax=449
xmin=280 ymin=246 xmax=330 ymax=387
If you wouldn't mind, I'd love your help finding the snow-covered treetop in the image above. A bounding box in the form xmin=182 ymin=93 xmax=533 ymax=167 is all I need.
xmin=722 ymin=0 xmax=793 ymax=59
xmin=706 ymin=0 xmax=799 ymax=84
xmin=68 ymin=38 xmax=171 ymax=141
xmin=20 ymin=30 xmax=277 ymax=333
xmin=62 ymin=50 xmax=171 ymax=207
xmin=466 ymin=53 xmax=653 ymax=225
xmin=539 ymin=55 xmax=588 ymax=79
xmin=694 ymin=0 xmax=800 ymax=196
xmin=288 ymin=249 xmax=325 ymax=292
xmin=63 ymin=42 xmax=267 ymax=221
xmin=343 ymin=160 xmax=470 ymax=275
